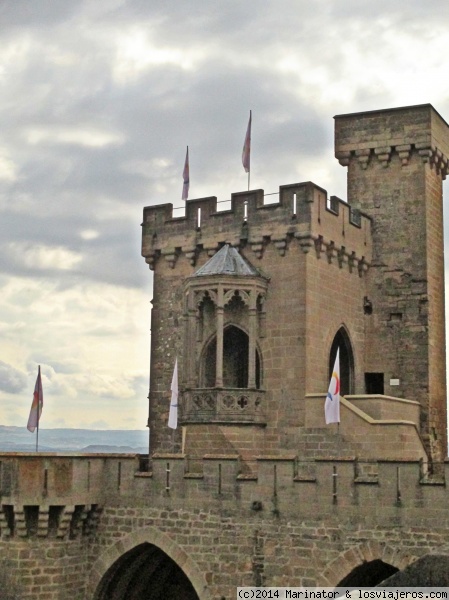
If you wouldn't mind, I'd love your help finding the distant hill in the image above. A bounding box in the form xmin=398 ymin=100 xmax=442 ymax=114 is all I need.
xmin=80 ymin=445 xmax=147 ymax=453
xmin=0 ymin=425 xmax=148 ymax=453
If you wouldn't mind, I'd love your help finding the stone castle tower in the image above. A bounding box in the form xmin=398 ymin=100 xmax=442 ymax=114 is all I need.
xmin=2 ymin=105 xmax=449 ymax=599
xmin=142 ymin=104 xmax=449 ymax=466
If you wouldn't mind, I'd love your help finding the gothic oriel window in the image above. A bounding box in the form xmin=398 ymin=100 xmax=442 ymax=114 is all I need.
xmin=181 ymin=245 xmax=269 ymax=423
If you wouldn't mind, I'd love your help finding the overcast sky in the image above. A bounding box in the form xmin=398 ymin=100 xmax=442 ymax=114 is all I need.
xmin=1 ymin=0 xmax=449 ymax=430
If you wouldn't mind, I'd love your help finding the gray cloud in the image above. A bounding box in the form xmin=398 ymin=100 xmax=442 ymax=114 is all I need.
xmin=0 ymin=361 xmax=27 ymax=394
xmin=0 ymin=0 xmax=448 ymax=428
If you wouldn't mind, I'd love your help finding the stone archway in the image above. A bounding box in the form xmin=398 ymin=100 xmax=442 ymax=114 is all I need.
xmin=318 ymin=542 xmax=417 ymax=588
xmin=94 ymin=543 xmax=198 ymax=600
xmin=88 ymin=526 xmax=211 ymax=600
xmin=337 ymin=559 xmax=398 ymax=587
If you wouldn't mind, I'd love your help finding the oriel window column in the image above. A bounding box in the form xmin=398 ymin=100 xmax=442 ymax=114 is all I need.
xmin=186 ymin=291 xmax=197 ymax=388
xmin=215 ymin=286 xmax=224 ymax=388
xmin=248 ymin=289 xmax=257 ymax=388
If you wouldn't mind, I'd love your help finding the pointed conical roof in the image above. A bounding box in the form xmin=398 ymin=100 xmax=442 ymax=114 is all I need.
xmin=193 ymin=244 xmax=261 ymax=277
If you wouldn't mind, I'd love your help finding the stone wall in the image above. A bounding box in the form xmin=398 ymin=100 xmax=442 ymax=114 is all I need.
xmin=0 ymin=539 xmax=89 ymax=600
xmin=88 ymin=504 xmax=449 ymax=598
xmin=2 ymin=454 xmax=449 ymax=597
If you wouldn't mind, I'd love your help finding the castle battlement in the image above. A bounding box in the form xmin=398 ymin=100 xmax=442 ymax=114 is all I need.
xmin=142 ymin=182 xmax=372 ymax=272
xmin=1 ymin=453 xmax=449 ymax=538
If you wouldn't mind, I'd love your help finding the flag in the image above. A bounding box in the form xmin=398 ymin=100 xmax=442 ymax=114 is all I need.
xmin=242 ymin=110 xmax=251 ymax=173
xmin=168 ymin=359 xmax=178 ymax=429
xmin=182 ymin=146 xmax=189 ymax=201
xmin=27 ymin=366 xmax=43 ymax=433
xmin=325 ymin=349 xmax=340 ymax=424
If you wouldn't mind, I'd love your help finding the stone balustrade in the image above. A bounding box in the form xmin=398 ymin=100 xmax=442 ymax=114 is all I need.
xmin=180 ymin=388 xmax=266 ymax=424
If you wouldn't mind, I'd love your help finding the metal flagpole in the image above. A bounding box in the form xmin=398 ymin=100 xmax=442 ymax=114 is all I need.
xmin=248 ymin=110 xmax=251 ymax=191
xmin=36 ymin=364 xmax=40 ymax=452
xmin=243 ymin=110 xmax=251 ymax=191
xmin=28 ymin=365 xmax=43 ymax=452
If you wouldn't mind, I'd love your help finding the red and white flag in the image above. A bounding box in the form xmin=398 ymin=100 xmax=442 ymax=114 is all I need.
xmin=168 ymin=359 xmax=178 ymax=429
xmin=324 ymin=349 xmax=340 ymax=424
xmin=242 ymin=110 xmax=251 ymax=173
xmin=27 ymin=366 xmax=43 ymax=433
xmin=182 ymin=146 xmax=189 ymax=201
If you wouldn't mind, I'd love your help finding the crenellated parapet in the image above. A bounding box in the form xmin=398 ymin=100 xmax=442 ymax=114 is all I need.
xmin=0 ymin=502 xmax=102 ymax=539
xmin=131 ymin=454 xmax=449 ymax=521
xmin=4 ymin=453 xmax=449 ymax=522
xmin=335 ymin=103 xmax=449 ymax=178
xmin=0 ymin=453 xmax=133 ymax=539
xmin=142 ymin=182 xmax=372 ymax=275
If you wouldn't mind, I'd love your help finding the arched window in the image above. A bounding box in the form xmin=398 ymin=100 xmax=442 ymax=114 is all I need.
xmin=329 ymin=327 xmax=354 ymax=396
xmin=202 ymin=325 xmax=261 ymax=389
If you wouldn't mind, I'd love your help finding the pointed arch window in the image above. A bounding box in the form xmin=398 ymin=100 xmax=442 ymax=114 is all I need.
xmin=329 ymin=327 xmax=354 ymax=396
xmin=202 ymin=325 xmax=261 ymax=389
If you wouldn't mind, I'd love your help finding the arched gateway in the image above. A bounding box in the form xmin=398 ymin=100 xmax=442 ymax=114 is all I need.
xmin=89 ymin=526 xmax=210 ymax=600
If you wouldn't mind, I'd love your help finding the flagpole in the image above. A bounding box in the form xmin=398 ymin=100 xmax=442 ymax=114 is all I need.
xmin=242 ymin=110 xmax=251 ymax=191
xmin=28 ymin=365 xmax=43 ymax=450
xmin=36 ymin=364 xmax=40 ymax=452
xmin=182 ymin=146 xmax=189 ymax=201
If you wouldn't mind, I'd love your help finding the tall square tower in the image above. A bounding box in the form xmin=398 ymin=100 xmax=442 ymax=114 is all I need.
xmin=335 ymin=104 xmax=449 ymax=460
xmin=142 ymin=104 xmax=449 ymax=464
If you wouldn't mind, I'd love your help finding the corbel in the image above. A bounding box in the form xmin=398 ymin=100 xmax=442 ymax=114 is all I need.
xmin=415 ymin=143 xmax=433 ymax=164
xmin=357 ymin=257 xmax=368 ymax=278
xmin=183 ymin=245 xmax=198 ymax=266
xmin=161 ymin=248 xmax=178 ymax=269
xmin=374 ymin=146 xmax=392 ymax=168
xmin=355 ymin=148 xmax=371 ymax=170
xmin=273 ymin=237 xmax=287 ymax=257
xmin=145 ymin=252 xmax=156 ymax=271
xmin=348 ymin=251 xmax=356 ymax=274
xmin=249 ymin=237 xmax=264 ymax=259
xmin=314 ymin=235 xmax=324 ymax=259
xmin=295 ymin=232 xmax=313 ymax=254
xmin=337 ymin=246 xmax=346 ymax=268
xmin=326 ymin=241 xmax=335 ymax=264
xmin=395 ymin=144 xmax=412 ymax=166
xmin=335 ymin=151 xmax=351 ymax=167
